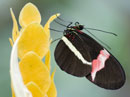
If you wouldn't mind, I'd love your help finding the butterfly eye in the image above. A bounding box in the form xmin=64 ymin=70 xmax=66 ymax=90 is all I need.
xmin=78 ymin=25 xmax=84 ymax=30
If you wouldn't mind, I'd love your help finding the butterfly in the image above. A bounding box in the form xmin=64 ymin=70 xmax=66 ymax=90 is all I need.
xmin=52 ymin=20 xmax=126 ymax=90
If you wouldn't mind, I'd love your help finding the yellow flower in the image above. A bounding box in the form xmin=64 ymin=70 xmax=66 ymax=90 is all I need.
xmin=9 ymin=2 xmax=59 ymax=97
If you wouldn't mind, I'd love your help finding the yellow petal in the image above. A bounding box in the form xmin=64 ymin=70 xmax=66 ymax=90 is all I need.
xmin=10 ymin=35 xmax=32 ymax=97
xmin=45 ymin=94 xmax=48 ymax=97
xmin=18 ymin=23 xmax=50 ymax=59
xmin=43 ymin=13 xmax=60 ymax=39
xmin=47 ymin=69 xmax=57 ymax=97
xmin=26 ymin=82 xmax=46 ymax=97
xmin=12 ymin=82 xmax=46 ymax=97
xmin=10 ymin=8 xmax=19 ymax=42
xmin=19 ymin=3 xmax=41 ymax=27
xmin=11 ymin=84 xmax=15 ymax=97
xmin=45 ymin=50 xmax=51 ymax=71
xmin=9 ymin=38 xmax=13 ymax=46
xmin=19 ymin=51 xmax=51 ymax=93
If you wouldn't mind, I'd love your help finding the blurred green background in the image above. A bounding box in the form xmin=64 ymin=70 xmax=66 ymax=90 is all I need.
xmin=0 ymin=0 xmax=130 ymax=97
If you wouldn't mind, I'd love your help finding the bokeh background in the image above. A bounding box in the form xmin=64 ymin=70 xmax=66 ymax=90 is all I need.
xmin=0 ymin=0 xmax=130 ymax=97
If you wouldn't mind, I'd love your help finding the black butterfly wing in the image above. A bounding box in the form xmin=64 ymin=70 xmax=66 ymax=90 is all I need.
xmin=79 ymin=32 xmax=126 ymax=89
xmin=54 ymin=34 xmax=92 ymax=77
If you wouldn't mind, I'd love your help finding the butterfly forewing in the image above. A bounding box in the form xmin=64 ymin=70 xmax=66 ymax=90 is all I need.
xmin=86 ymin=55 xmax=126 ymax=89
xmin=79 ymin=33 xmax=126 ymax=89
xmin=54 ymin=34 xmax=92 ymax=77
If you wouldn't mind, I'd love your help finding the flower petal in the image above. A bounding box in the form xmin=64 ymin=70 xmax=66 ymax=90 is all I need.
xmin=9 ymin=38 xmax=13 ymax=46
xmin=26 ymin=82 xmax=46 ymax=97
xmin=43 ymin=13 xmax=60 ymax=38
xmin=19 ymin=3 xmax=41 ymax=27
xmin=18 ymin=23 xmax=49 ymax=59
xmin=45 ymin=50 xmax=51 ymax=71
xmin=10 ymin=8 xmax=19 ymax=42
xmin=10 ymin=35 xmax=32 ymax=97
xmin=12 ymin=81 xmax=47 ymax=97
xmin=19 ymin=51 xmax=51 ymax=93
xmin=47 ymin=69 xmax=57 ymax=97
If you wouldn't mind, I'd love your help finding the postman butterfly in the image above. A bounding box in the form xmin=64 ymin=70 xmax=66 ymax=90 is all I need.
xmin=51 ymin=17 xmax=126 ymax=90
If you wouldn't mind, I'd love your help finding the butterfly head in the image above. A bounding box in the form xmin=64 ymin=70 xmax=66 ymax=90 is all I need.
xmin=74 ymin=22 xmax=84 ymax=30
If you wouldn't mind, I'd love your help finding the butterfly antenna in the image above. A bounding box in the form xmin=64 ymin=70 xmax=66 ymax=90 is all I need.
xmin=51 ymin=38 xmax=61 ymax=44
xmin=49 ymin=28 xmax=63 ymax=33
xmin=55 ymin=15 xmax=73 ymax=27
xmin=54 ymin=20 xmax=67 ymax=27
xmin=85 ymin=27 xmax=117 ymax=36
xmin=84 ymin=28 xmax=111 ymax=50
xmin=56 ymin=14 xmax=72 ymax=23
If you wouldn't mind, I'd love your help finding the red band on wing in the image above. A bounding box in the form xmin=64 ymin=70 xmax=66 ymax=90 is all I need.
xmin=91 ymin=49 xmax=110 ymax=81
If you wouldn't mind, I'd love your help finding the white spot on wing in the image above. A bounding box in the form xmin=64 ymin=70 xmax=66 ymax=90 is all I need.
xmin=62 ymin=36 xmax=92 ymax=65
